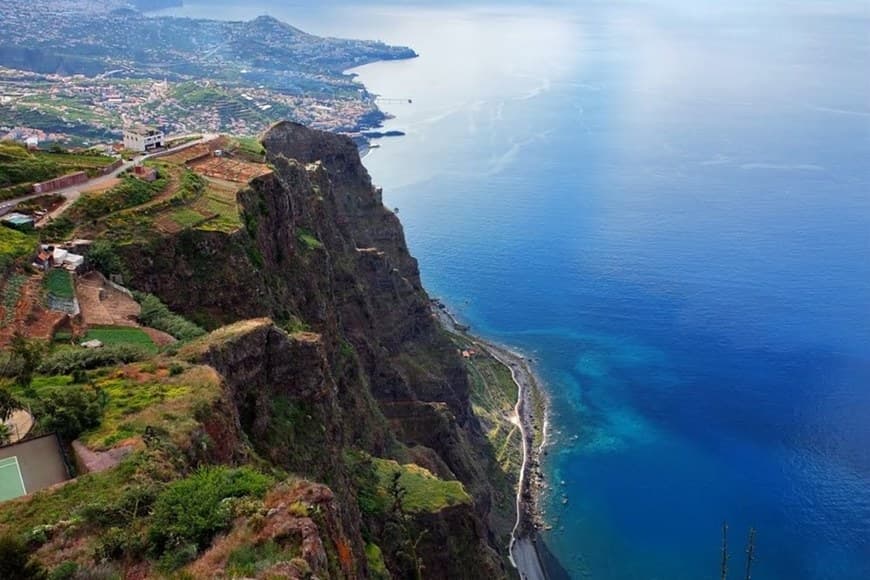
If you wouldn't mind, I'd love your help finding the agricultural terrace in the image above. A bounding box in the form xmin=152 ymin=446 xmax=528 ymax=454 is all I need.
xmin=0 ymin=142 xmax=116 ymax=201
xmin=50 ymin=136 xmax=270 ymax=244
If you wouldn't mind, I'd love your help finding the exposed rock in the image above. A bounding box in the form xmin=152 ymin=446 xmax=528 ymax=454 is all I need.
xmin=119 ymin=122 xmax=511 ymax=577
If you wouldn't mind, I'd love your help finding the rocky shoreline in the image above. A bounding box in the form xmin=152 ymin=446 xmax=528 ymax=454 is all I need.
xmin=431 ymin=298 xmax=554 ymax=579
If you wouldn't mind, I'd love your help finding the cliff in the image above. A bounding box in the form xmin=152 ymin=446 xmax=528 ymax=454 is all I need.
xmin=0 ymin=123 xmax=515 ymax=577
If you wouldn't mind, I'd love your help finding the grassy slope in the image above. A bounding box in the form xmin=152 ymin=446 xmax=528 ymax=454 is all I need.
xmin=82 ymin=326 xmax=157 ymax=354
xmin=371 ymin=457 xmax=471 ymax=513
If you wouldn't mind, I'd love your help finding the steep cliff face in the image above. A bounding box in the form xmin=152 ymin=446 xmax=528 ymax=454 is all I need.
xmin=122 ymin=123 xmax=511 ymax=577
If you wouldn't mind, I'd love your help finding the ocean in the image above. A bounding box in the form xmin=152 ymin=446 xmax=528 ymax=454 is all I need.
xmin=162 ymin=1 xmax=870 ymax=578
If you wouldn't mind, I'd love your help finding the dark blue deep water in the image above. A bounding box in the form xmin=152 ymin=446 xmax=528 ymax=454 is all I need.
xmin=168 ymin=1 xmax=870 ymax=577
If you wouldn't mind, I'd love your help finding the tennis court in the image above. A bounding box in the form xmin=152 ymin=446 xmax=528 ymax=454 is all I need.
xmin=0 ymin=456 xmax=26 ymax=502
xmin=0 ymin=434 xmax=70 ymax=503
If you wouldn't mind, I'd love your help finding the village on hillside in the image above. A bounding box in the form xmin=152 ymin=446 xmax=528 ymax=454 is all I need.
xmin=0 ymin=129 xmax=272 ymax=502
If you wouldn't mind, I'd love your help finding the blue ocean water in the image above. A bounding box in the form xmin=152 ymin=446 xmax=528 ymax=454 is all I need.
xmin=166 ymin=1 xmax=870 ymax=577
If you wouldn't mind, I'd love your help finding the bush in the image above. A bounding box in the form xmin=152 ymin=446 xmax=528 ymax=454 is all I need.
xmin=134 ymin=293 xmax=205 ymax=341
xmin=86 ymin=239 xmax=125 ymax=279
xmin=48 ymin=561 xmax=78 ymax=580
xmin=148 ymin=467 xmax=272 ymax=559
xmin=0 ymin=534 xmax=47 ymax=579
xmin=37 ymin=344 xmax=148 ymax=375
xmin=38 ymin=217 xmax=75 ymax=243
xmin=68 ymin=176 xmax=166 ymax=221
xmin=35 ymin=386 xmax=104 ymax=441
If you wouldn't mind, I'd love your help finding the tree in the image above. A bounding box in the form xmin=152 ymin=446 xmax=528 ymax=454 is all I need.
xmin=37 ymin=386 xmax=103 ymax=441
xmin=9 ymin=332 xmax=45 ymax=388
xmin=0 ymin=388 xmax=21 ymax=423
xmin=87 ymin=239 xmax=125 ymax=278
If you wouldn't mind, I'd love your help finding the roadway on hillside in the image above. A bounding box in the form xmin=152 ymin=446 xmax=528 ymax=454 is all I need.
xmin=0 ymin=134 xmax=217 ymax=221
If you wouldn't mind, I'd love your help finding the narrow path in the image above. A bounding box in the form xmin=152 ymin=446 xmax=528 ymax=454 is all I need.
xmin=433 ymin=304 xmax=547 ymax=580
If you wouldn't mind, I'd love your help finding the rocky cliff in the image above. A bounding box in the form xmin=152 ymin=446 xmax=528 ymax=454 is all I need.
xmin=116 ymin=122 xmax=513 ymax=577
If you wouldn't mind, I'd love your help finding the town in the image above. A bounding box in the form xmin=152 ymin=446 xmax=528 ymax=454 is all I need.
xmin=0 ymin=0 xmax=416 ymax=146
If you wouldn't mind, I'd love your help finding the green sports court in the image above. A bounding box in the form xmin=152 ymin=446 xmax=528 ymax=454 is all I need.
xmin=0 ymin=435 xmax=69 ymax=503
xmin=0 ymin=456 xmax=27 ymax=502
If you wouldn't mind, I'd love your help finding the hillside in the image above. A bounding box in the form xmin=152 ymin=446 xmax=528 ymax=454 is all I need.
xmin=0 ymin=124 xmax=520 ymax=578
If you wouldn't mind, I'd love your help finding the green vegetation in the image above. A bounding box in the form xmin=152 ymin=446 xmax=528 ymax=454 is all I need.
xmin=196 ymin=184 xmax=242 ymax=233
xmin=226 ymin=541 xmax=290 ymax=577
xmin=369 ymin=458 xmax=470 ymax=514
xmin=135 ymin=293 xmax=206 ymax=341
xmin=79 ymin=369 xmax=201 ymax=449
xmin=0 ymin=452 xmax=141 ymax=533
xmin=233 ymin=136 xmax=266 ymax=160
xmin=37 ymin=344 xmax=148 ymax=375
xmin=0 ymin=226 xmax=36 ymax=271
xmin=35 ymin=385 xmax=104 ymax=441
xmin=6 ymin=333 xmax=47 ymax=388
xmin=2 ymin=274 xmax=27 ymax=326
xmin=297 ymin=228 xmax=324 ymax=251
xmin=381 ymin=459 xmax=471 ymax=512
xmin=0 ymin=142 xmax=114 ymax=193
xmin=450 ymin=333 xmax=522 ymax=477
xmin=149 ymin=466 xmax=273 ymax=566
xmin=6 ymin=360 xmax=219 ymax=450
xmin=169 ymin=207 xmax=205 ymax=229
xmin=365 ymin=543 xmax=390 ymax=580
xmin=69 ymin=175 xmax=167 ymax=221
xmin=176 ymin=171 xmax=207 ymax=203
xmin=44 ymin=269 xmax=74 ymax=299
xmin=38 ymin=217 xmax=75 ymax=243
xmin=86 ymin=239 xmax=125 ymax=278
xmin=0 ymin=534 xmax=47 ymax=579
xmin=82 ymin=326 xmax=157 ymax=354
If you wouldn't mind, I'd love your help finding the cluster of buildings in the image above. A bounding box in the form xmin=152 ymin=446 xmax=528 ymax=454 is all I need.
xmin=33 ymin=243 xmax=86 ymax=272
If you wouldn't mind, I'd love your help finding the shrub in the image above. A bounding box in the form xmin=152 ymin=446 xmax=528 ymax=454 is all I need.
xmin=86 ymin=239 xmax=125 ymax=279
xmin=148 ymin=467 xmax=272 ymax=560
xmin=35 ymin=385 xmax=104 ymax=441
xmin=0 ymin=534 xmax=47 ymax=579
xmin=37 ymin=344 xmax=148 ymax=375
xmin=48 ymin=562 xmax=78 ymax=580
xmin=39 ymin=217 xmax=75 ymax=243
xmin=134 ymin=293 xmax=205 ymax=341
xmin=68 ymin=176 xmax=166 ymax=221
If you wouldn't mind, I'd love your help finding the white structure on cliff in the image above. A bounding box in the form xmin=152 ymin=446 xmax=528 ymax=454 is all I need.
xmin=123 ymin=126 xmax=165 ymax=152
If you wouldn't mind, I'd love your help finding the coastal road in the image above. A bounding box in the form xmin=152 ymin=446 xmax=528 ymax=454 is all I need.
xmin=1 ymin=134 xmax=217 ymax=223
xmin=432 ymin=303 xmax=547 ymax=580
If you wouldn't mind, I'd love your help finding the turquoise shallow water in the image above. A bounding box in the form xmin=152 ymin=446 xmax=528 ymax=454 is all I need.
xmin=166 ymin=2 xmax=870 ymax=577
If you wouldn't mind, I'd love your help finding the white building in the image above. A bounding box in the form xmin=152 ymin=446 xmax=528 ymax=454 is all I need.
xmin=123 ymin=126 xmax=165 ymax=152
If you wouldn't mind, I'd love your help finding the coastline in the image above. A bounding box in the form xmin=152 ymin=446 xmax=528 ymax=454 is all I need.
xmin=431 ymin=300 xmax=554 ymax=580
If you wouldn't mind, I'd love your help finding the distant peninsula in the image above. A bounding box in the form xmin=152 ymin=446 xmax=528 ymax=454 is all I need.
xmin=0 ymin=0 xmax=417 ymax=143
